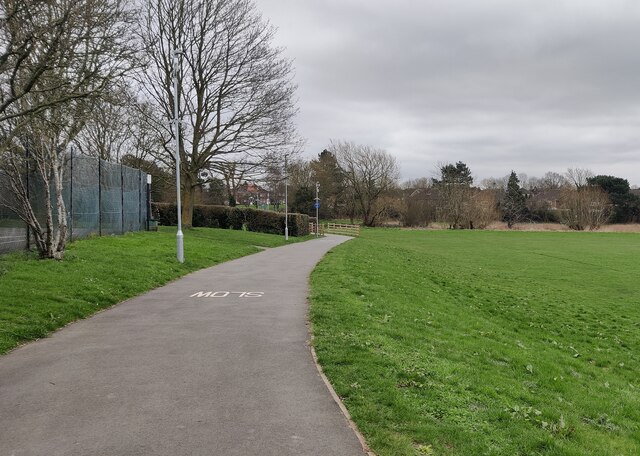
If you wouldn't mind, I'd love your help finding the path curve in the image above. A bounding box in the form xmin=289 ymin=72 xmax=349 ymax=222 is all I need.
xmin=0 ymin=235 xmax=367 ymax=456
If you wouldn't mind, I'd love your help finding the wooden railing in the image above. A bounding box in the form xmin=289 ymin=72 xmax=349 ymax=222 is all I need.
xmin=308 ymin=222 xmax=361 ymax=237
xmin=323 ymin=223 xmax=360 ymax=236
xmin=309 ymin=222 xmax=324 ymax=236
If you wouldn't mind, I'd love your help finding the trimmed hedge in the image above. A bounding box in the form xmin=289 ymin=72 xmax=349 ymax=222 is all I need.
xmin=152 ymin=203 xmax=310 ymax=236
xmin=193 ymin=205 xmax=232 ymax=229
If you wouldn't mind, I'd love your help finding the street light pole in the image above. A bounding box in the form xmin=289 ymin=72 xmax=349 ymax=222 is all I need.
xmin=284 ymin=154 xmax=289 ymax=241
xmin=315 ymin=181 xmax=320 ymax=237
xmin=173 ymin=49 xmax=184 ymax=263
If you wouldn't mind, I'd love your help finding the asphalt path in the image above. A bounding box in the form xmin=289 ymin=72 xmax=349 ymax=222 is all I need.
xmin=0 ymin=235 xmax=367 ymax=456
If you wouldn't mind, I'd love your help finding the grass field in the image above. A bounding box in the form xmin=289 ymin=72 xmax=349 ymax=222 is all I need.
xmin=310 ymin=229 xmax=640 ymax=456
xmin=0 ymin=227 xmax=305 ymax=355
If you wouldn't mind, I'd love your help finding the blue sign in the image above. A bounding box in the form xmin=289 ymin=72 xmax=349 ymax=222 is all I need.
xmin=313 ymin=201 xmax=320 ymax=209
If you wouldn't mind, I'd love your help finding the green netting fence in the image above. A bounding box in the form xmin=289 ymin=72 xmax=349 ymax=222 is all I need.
xmin=0 ymin=154 xmax=149 ymax=254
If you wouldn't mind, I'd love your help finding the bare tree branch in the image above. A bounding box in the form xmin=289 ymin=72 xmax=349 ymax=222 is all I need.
xmin=0 ymin=0 xmax=138 ymax=259
xmin=138 ymin=0 xmax=298 ymax=226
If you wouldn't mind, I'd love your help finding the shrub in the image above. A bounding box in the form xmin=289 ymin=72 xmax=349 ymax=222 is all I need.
xmin=289 ymin=213 xmax=310 ymax=236
xmin=228 ymin=206 xmax=247 ymax=230
xmin=193 ymin=205 xmax=231 ymax=229
xmin=153 ymin=203 xmax=177 ymax=227
xmin=559 ymin=187 xmax=611 ymax=231
xmin=151 ymin=203 xmax=309 ymax=236
xmin=245 ymin=208 xmax=283 ymax=235
xmin=404 ymin=196 xmax=436 ymax=227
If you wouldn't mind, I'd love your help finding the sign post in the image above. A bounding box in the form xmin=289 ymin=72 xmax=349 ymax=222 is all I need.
xmin=315 ymin=181 xmax=320 ymax=237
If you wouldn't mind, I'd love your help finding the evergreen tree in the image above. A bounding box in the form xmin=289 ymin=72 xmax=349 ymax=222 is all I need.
xmin=310 ymin=150 xmax=345 ymax=218
xmin=291 ymin=186 xmax=315 ymax=215
xmin=503 ymin=171 xmax=527 ymax=228
xmin=433 ymin=161 xmax=473 ymax=186
xmin=587 ymin=175 xmax=639 ymax=223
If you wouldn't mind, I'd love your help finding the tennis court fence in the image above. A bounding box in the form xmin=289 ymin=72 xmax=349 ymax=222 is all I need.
xmin=0 ymin=153 xmax=150 ymax=254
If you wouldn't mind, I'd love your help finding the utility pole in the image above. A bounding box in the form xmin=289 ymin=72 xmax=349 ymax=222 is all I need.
xmin=284 ymin=154 xmax=289 ymax=241
xmin=173 ymin=49 xmax=184 ymax=263
xmin=315 ymin=181 xmax=320 ymax=237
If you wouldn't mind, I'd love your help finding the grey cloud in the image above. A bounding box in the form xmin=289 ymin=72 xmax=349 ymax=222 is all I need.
xmin=257 ymin=0 xmax=640 ymax=184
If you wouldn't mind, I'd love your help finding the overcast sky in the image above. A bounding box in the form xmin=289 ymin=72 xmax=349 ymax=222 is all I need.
xmin=255 ymin=0 xmax=640 ymax=186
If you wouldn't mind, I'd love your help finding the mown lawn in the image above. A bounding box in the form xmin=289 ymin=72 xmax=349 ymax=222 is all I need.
xmin=0 ymin=227 xmax=306 ymax=354
xmin=310 ymin=229 xmax=640 ymax=456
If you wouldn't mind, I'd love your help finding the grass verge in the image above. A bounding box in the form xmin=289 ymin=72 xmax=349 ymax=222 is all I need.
xmin=0 ymin=226 xmax=308 ymax=354
xmin=310 ymin=229 xmax=640 ymax=456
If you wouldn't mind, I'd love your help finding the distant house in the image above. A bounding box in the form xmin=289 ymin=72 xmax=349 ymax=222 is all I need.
xmin=235 ymin=182 xmax=269 ymax=207
xmin=526 ymin=188 xmax=563 ymax=222
xmin=528 ymin=188 xmax=563 ymax=210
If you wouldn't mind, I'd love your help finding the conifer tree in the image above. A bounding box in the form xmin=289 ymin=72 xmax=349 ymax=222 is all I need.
xmin=503 ymin=171 xmax=527 ymax=228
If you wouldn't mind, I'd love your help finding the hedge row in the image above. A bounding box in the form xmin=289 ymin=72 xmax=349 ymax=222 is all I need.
xmin=152 ymin=203 xmax=310 ymax=236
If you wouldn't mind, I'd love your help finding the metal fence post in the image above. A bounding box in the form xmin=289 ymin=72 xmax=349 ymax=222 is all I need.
xmin=69 ymin=148 xmax=73 ymax=241
xmin=121 ymin=162 xmax=125 ymax=234
xmin=25 ymin=145 xmax=30 ymax=251
xmin=138 ymin=169 xmax=142 ymax=231
xmin=98 ymin=157 xmax=102 ymax=236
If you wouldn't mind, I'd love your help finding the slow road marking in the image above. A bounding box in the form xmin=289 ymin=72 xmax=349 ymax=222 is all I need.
xmin=190 ymin=291 xmax=264 ymax=298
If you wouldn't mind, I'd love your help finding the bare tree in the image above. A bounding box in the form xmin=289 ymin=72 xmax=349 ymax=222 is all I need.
xmin=559 ymin=186 xmax=610 ymax=231
xmin=566 ymin=167 xmax=594 ymax=189
xmin=402 ymin=177 xmax=432 ymax=190
xmin=433 ymin=161 xmax=473 ymax=229
xmin=403 ymin=189 xmax=437 ymax=227
xmin=74 ymin=85 xmax=134 ymax=161
xmin=285 ymin=158 xmax=313 ymax=213
xmin=1 ymin=100 xmax=88 ymax=258
xmin=0 ymin=0 xmax=137 ymax=259
xmin=211 ymin=155 xmax=268 ymax=206
xmin=0 ymin=1 xmax=78 ymax=122
xmin=330 ymin=140 xmax=399 ymax=227
xmin=480 ymin=175 xmax=508 ymax=190
xmin=436 ymin=183 xmax=473 ymax=228
xmin=0 ymin=0 xmax=136 ymax=126
xmin=541 ymin=171 xmax=569 ymax=189
xmin=288 ymin=158 xmax=313 ymax=190
xmin=128 ymin=101 xmax=168 ymax=165
xmin=467 ymin=189 xmax=499 ymax=229
xmin=139 ymin=0 xmax=298 ymax=227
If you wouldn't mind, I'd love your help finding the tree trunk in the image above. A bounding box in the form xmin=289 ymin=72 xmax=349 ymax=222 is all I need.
xmin=42 ymin=167 xmax=54 ymax=258
xmin=181 ymin=173 xmax=194 ymax=228
xmin=52 ymin=160 xmax=68 ymax=259
xmin=224 ymin=177 xmax=235 ymax=206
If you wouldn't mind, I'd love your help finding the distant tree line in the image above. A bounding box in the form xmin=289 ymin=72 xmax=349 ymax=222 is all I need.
xmin=402 ymin=165 xmax=639 ymax=230
xmin=281 ymin=152 xmax=639 ymax=231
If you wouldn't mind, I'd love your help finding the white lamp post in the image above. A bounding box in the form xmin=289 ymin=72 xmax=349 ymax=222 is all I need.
xmin=173 ymin=49 xmax=184 ymax=263
xmin=284 ymin=154 xmax=289 ymax=241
